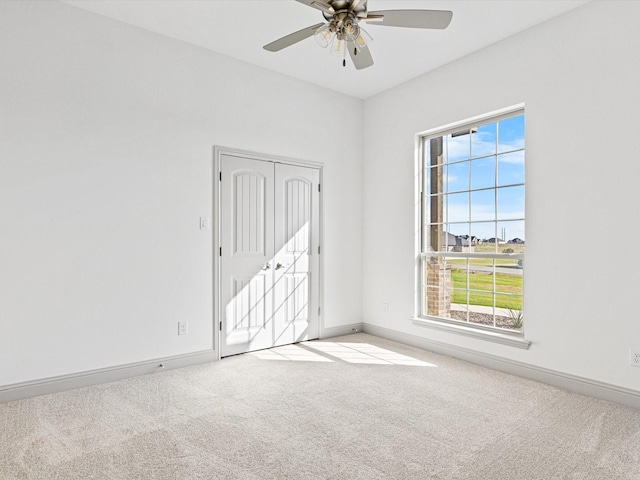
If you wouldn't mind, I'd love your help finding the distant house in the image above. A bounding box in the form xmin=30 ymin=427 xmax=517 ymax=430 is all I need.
xmin=444 ymin=232 xmax=474 ymax=253
xmin=485 ymin=237 xmax=506 ymax=244
xmin=459 ymin=235 xmax=478 ymax=246
xmin=510 ymin=238 xmax=525 ymax=244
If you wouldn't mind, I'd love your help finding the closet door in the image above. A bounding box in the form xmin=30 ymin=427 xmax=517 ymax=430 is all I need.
xmin=273 ymin=163 xmax=320 ymax=347
xmin=219 ymin=155 xmax=320 ymax=357
xmin=220 ymin=154 xmax=275 ymax=357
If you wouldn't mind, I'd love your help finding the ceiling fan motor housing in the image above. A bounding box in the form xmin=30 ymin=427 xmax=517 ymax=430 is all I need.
xmin=322 ymin=0 xmax=368 ymax=21
xmin=326 ymin=12 xmax=361 ymax=41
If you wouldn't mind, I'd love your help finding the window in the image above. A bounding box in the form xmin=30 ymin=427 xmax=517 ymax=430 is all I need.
xmin=420 ymin=109 xmax=525 ymax=333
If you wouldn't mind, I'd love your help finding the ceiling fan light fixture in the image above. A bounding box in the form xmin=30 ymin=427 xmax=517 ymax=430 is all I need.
xmin=353 ymin=26 xmax=373 ymax=51
xmin=342 ymin=17 xmax=360 ymax=42
xmin=314 ymin=23 xmax=335 ymax=48
xmin=329 ymin=35 xmax=346 ymax=57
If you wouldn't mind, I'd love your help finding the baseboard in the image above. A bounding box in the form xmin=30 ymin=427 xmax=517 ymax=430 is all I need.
xmin=320 ymin=323 xmax=364 ymax=339
xmin=0 ymin=349 xmax=216 ymax=403
xmin=1 ymin=324 xmax=364 ymax=403
xmin=362 ymin=323 xmax=640 ymax=410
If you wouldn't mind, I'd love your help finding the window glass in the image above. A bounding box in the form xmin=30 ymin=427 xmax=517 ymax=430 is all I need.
xmin=497 ymin=186 xmax=524 ymax=221
xmin=421 ymin=110 xmax=525 ymax=332
xmin=446 ymin=192 xmax=469 ymax=223
xmin=498 ymin=116 xmax=525 ymax=153
xmin=472 ymin=123 xmax=497 ymax=158
xmin=497 ymin=151 xmax=525 ymax=186
xmin=471 ymin=190 xmax=495 ymax=221
xmin=471 ymin=157 xmax=495 ymax=190
xmin=446 ymin=133 xmax=470 ymax=162
xmin=447 ymin=162 xmax=470 ymax=193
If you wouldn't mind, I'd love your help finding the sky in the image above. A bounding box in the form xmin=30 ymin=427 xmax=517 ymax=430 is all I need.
xmin=426 ymin=114 xmax=525 ymax=243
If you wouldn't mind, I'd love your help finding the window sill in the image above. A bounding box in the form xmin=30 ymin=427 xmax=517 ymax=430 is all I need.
xmin=411 ymin=317 xmax=531 ymax=349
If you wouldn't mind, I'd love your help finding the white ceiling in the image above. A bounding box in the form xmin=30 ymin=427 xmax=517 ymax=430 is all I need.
xmin=61 ymin=0 xmax=589 ymax=99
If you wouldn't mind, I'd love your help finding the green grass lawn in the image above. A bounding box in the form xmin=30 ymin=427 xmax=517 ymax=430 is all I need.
xmin=451 ymin=268 xmax=522 ymax=310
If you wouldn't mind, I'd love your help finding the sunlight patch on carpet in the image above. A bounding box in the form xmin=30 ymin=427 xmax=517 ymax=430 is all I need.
xmin=303 ymin=342 xmax=438 ymax=367
xmin=249 ymin=344 xmax=333 ymax=362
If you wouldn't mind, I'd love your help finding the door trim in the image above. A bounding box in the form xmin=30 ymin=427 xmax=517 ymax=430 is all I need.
xmin=213 ymin=146 xmax=324 ymax=359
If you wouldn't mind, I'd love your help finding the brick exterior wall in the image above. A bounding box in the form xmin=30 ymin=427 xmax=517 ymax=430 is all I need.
xmin=425 ymin=259 xmax=451 ymax=318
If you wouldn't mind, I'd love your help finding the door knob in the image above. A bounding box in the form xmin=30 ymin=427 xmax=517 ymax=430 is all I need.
xmin=275 ymin=263 xmax=285 ymax=270
xmin=262 ymin=263 xmax=271 ymax=270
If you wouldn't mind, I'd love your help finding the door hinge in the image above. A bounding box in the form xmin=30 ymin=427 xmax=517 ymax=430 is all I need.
xmin=219 ymin=247 xmax=222 ymax=256
xmin=219 ymin=172 xmax=222 ymax=181
xmin=318 ymin=184 xmax=321 ymax=192
xmin=318 ymin=306 xmax=321 ymax=316
xmin=318 ymin=245 xmax=320 ymax=254
xmin=219 ymin=321 xmax=222 ymax=331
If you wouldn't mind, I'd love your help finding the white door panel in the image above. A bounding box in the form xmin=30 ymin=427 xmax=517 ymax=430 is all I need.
xmin=219 ymin=155 xmax=320 ymax=357
xmin=273 ymin=164 xmax=320 ymax=347
xmin=220 ymin=155 xmax=274 ymax=357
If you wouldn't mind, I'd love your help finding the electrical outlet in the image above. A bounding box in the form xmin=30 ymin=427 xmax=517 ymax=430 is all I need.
xmin=200 ymin=217 xmax=210 ymax=230
xmin=383 ymin=303 xmax=389 ymax=313
xmin=178 ymin=321 xmax=188 ymax=336
xmin=630 ymin=349 xmax=640 ymax=367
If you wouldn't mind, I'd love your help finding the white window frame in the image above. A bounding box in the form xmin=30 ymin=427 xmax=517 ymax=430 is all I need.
xmin=413 ymin=105 xmax=530 ymax=349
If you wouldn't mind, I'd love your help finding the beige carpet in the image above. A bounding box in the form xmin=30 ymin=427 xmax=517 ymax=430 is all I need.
xmin=1 ymin=333 xmax=639 ymax=479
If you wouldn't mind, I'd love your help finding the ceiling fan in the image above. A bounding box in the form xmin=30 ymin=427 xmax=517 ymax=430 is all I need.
xmin=263 ymin=0 xmax=453 ymax=69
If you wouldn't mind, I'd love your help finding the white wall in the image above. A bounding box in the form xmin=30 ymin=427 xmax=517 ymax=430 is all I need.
xmin=0 ymin=1 xmax=362 ymax=386
xmin=362 ymin=1 xmax=640 ymax=392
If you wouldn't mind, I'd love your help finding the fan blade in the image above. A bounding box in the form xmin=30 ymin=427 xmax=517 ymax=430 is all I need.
xmin=348 ymin=42 xmax=374 ymax=70
xmin=264 ymin=23 xmax=325 ymax=52
xmin=294 ymin=0 xmax=335 ymax=15
xmin=365 ymin=10 xmax=453 ymax=29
